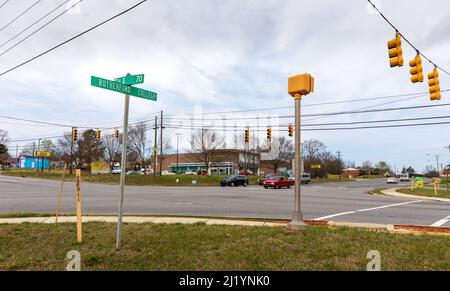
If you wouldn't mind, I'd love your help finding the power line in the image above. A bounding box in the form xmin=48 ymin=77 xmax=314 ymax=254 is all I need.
xmin=166 ymin=103 xmax=450 ymax=121
xmin=0 ymin=0 xmax=149 ymax=77
xmin=0 ymin=0 xmax=10 ymax=10
xmin=367 ymin=0 xmax=450 ymax=75
xmin=0 ymin=0 xmax=42 ymax=33
xmin=0 ymin=0 xmax=82 ymax=57
xmin=0 ymin=115 xmax=74 ymax=128
xmin=0 ymin=0 xmax=71 ymax=50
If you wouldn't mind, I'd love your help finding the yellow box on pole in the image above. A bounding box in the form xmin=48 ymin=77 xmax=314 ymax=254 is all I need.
xmin=288 ymin=73 xmax=314 ymax=97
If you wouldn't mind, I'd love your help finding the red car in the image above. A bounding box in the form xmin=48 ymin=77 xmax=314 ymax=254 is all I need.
xmin=239 ymin=170 xmax=254 ymax=175
xmin=263 ymin=176 xmax=293 ymax=189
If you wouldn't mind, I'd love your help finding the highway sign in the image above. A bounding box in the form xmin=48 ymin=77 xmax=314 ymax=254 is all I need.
xmin=115 ymin=74 xmax=144 ymax=85
xmin=415 ymin=177 xmax=424 ymax=188
xmin=36 ymin=151 xmax=51 ymax=157
xmin=91 ymin=76 xmax=157 ymax=101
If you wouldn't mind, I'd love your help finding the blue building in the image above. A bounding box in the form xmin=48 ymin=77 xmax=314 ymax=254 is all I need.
xmin=18 ymin=156 xmax=50 ymax=169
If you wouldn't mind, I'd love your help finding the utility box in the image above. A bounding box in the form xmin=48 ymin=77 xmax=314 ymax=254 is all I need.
xmin=288 ymin=73 xmax=315 ymax=96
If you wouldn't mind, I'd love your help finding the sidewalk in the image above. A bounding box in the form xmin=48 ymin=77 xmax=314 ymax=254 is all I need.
xmin=380 ymin=188 xmax=450 ymax=203
xmin=0 ymin=216 xmax=286 ymax=227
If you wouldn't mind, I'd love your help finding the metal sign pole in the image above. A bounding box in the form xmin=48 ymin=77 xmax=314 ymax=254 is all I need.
xmin=116 ymin=76 xmax=131 ymax=250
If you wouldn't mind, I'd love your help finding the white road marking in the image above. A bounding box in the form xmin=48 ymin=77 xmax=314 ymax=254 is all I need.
xmin=431 ymin=215 xmax=450 ymax=227
xmin=314 ymin=200 xmax=424 ymax=221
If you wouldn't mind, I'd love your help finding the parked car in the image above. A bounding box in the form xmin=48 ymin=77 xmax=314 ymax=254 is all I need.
xmin=301 ymin=173 xmax=311 ymax=184
xmin=140 ymin=168 xmax=153 ymax=175
xmin=162 ymin=171 xmax=176 ymax=175
xmin=387 ymin=177 xmax=399 ymax=184
xmin=220 ymin=175 xmax=249 ymax=187
xmin=399 ymin=174 xmax=411 ymax=182
xmin=197 ymin=170 xmax=208 ymax=175
xmin=239 ymin=170 xmax=254 ymax=175
xmin=263 ymin=176 xmax=293 ymax=189
xmin=111 ymin=168 xmax=121 ymax=174
xmin=185 ymin=170 xmax=196 ymax=175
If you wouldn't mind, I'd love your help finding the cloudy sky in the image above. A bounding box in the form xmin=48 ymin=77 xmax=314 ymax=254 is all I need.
xmin=1 ymin=0 xmax=450 ymax=172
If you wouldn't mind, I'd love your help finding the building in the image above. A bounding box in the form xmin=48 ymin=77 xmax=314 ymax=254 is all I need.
xmin=342 ymin=168 xmax=360 ymax=179
xmin=18 ymin=155 xmax=49 ymax=169
xmin=161 ymin=149 xmax=260 ymax=175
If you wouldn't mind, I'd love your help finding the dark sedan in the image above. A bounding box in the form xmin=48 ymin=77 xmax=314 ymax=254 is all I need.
xmin=220 ymin=175 xmax=249 ymax=187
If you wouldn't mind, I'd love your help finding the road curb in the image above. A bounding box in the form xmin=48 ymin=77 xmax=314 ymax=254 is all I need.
xmin=380 ymin=188 xmax=450 ymax=203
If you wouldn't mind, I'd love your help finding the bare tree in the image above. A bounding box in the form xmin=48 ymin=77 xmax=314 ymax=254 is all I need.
xmin=0 ymin=129 xmax=8 ymax=144
xmin=263 ymin=137 xmax=294 ymax=172
xmin=191 ymin=129 xmax=225 ymax=174
xmin=127 ymin=121 xmax=151 ymax=170
xmin=233 ymin=133 xmax=259 ymax=170
xmin=56 ymin=133 xmax=77 ymax=174
xmin=20 ymin=142 xmax=37 ymax=156
xmin=104 ymin=133 xmax=121 ymax=171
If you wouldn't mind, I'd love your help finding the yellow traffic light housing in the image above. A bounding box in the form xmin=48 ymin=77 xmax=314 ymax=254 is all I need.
xmin=428 ymin=67 xmax=441 ymax=101
xmin=267 ymin=128 xmax=272 ymax=142
xmin=114 ymin=128 xmax=119 ymax=139
xmin=388 ymin=33 xmax=404 ymax=68
xmin=72 ymin=128 xmax=78 ymax=141
xmin=409 ymin=54 xmax=424 ymax=83
xmin=288 ymin=125 xmax=294 ymax=137
xmin=96 ymin=130 xmax=101 ymax=139
xmin=245 ymin=129 xmax=250 ymax=144
xmin=288 ymin=73 xmax=314 ymax=97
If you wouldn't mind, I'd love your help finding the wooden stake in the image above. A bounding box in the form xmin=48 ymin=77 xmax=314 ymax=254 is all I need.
xmin=75 ymin=169 xmax=82 ymax=243
xmin=55 ymin=163 xmax=67 ymax=223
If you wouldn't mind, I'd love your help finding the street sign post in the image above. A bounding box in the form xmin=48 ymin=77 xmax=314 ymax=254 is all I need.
xmin=91 ymin=76 xmax=157 ymax=101
xmin=91 ymin=73 xmax=157 ymax=250
xmin=114 ymin=74 xmax=144 ymax=85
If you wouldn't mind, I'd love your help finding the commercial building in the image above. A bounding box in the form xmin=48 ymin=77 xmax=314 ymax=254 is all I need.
xmin=17 ymin=155 xmax=49 ymax=169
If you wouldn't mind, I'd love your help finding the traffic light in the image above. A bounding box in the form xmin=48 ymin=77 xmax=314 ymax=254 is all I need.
xmin=245 ymin=129 xmax=250 ymax=144
xmin=387 ymin=33 xmax=403 ymax=68
xmin=72 ymin=127 xmax=78 ymax=141
xmin=95 ymin=130 xmax=101 ymax=139
xmin=288 ymin=125 xmax=294 ymax=137
xmin=114 ymin=128 xmax=119 ymax=139
xmin=409 ymin=54 xmax=424 ymax=83
xmin=428 ymin=67 xmax=441 ymax=101
xmin=267 ymin=128 xmax=272 ymax=142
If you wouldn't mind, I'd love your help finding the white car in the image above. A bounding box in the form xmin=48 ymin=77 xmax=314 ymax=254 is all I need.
xmin=185 ymin=170 xmax=196 ymax=175
xmin=387 ymin=177 xmax=399 ymax=184
xmin=399 ymin=174 xmax=411 ymax=182
xmin=162 ymin=171 xmax=176 ymax=175
xmin=111 ymin=168 xmax=121 ymax=174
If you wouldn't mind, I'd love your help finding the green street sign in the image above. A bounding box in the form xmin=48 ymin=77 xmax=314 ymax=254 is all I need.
xmin=91 ymin=76 xmax=157 ymax=101
xmin=114 ymin=74 xmax=144 ymax=85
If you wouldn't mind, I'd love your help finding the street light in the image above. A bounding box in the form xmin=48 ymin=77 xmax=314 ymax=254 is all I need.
xmin=287 ymin=73 xmax=314 ymax=231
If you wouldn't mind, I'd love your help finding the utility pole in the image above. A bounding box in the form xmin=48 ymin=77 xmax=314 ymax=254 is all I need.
xmin=436 ymin=155 xmax=440 ymax=176
xmin=336 ymin=151 xmax=342 ymax=179
xmin=37 ymin=138 xmax=41 ymax=172
xmin=15 ymin=145 xmax=18 ymax=159
xmin=153 ymin=116 xmax=158 ymax=177
xmin=175 ymin=133 xmax=182 ymax=174
xmin=160 ymin=111 xmax=164 ymax=176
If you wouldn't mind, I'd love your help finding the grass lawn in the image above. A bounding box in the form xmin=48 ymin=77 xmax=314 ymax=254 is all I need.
xmin=397 ymin=188 xmax=450 ymax=199
xmin=0 ymin=169 xmax=258 ymax=186
xmin=311 ymin=176 xmax=353 ymax=183
xmin=0 ymin=222 xmax=449 ymax=271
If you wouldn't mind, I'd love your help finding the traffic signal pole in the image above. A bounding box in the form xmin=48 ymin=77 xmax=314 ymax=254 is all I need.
xmin=287 ymin=94 xmax=308 ymax=231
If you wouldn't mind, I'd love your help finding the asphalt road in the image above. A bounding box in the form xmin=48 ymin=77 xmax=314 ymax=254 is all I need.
xmin=1 ymin=175 xmax=449 ymax=227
